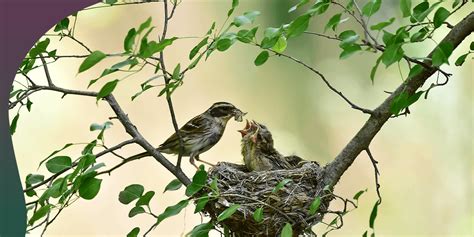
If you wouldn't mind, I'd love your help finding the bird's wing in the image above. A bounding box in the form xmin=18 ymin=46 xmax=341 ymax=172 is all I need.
xmin=158 ymin=115 xmax=208 ymax=150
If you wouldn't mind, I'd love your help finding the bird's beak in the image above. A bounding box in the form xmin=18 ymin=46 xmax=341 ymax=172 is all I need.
xmin=233 ymin=109 xmax=247 ymax=122
xmin=238 ymin=119 xmax=251 ymax=137
xmin=250 ymin=124 xmax=259 ymax=143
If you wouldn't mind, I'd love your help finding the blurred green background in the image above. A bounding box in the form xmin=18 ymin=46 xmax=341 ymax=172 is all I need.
xmin=12 ymin=0 xmax=472 ymax=236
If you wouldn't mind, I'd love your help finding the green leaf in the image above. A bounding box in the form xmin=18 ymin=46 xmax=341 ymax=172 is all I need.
xmin=140 ymin=37 xmax=178 ymax=58
xmin=390 ymin=91 xmax=424 ymax=115
xmin=411 ymin=1 xmax=441 ymax=23
xmin=10 ymin=113 xmax=19 ymax=135
xmin=48 ymin=178 xmax=68 ymax=198
xmin=137 ymin=17 xmax=152 ymax=34
xmin=407 ymin=64 xmax=424 ymax=80
xmin=254 ymin=51 xmax=269 ymax=66
xmin=124 ymin=28 xmax=137 ymax=53
xmin=455 ymin=53 xmax=469 ymax=66
xmin=289 ymin=0 xmax=310 ymax=13
xmin=410 ymin=27 xmax=429 ymax=42
xmin=400 ymin=0 xmax=411 ymax=18
xmin=309 ymin=196 xmax=321 ymax=215
xmin=156 ymin=199 xmax=189 ymax=225
xmin=363 ymin=230 xmax=368 ymax=237
xmin=105 ymin=0 xmax=118 ymax=4
xmin=369 ymin=202 xmax=379 ymax=229
xmin=48 ymin=49 xmax=57 ymax=58
xmin=452 ymin=0 xmax=462 ymax=8
xmin=136 ymin=191 xmax=155 ymax=206
xmin=281 ymin=223 xmax=293 ymax=237
xmin=90 ymin=121 xmax=113 ymax=131
xmin=237 ymin=27 xmax=258 ymax=43
xmin=119 ymin=184 xmax=145 ymax=204
xmin=227 ymin=0 xmax=239 ymax=16
xmin=339 ymin=44 xmax=362 ymax=59
xmin=38 ymin=143 xmax=74 ymax=168
xmin=172 ymin=63 xmax=181 ymax=81
xmin=54 ymin=17 xmax=70 ymax=32
xmin=189 ymin=37 xmax=208 ymax=60
xmin=272 ymin=35 xmax=287 ymax=53
xmin=216 ymin=38 xmax=233 ymax=52
xmin=325 ymin=13 xmax=345 ymax=32
xmin=251 ymin=207 xmax=263 ymax=223
xmin=286 ymin=14 xmax=311 ymax=38
xmin=194 ymin=194 xmax=209 ymax=213
xmin=353 ymin=189 xmax=367 ymax=200
xmin=209 ymin=177 xmax=218 ymax=190
xmin=187 ymin=222 xmax=213 ymax=237
xmin=217 ymin=204 xmax=240 ymax=222
xmin=433 ymin=7 xmax=450 ymax=28
xmin=232 ymin=11 xmax=260 ymax=27
xmin=164 ymin=179 xmax=183 ymax=193
xmin=260 ymin=27 xmax=282 ymax=48
xmin=370 ymin=18 xmax=395 ymax=31
xmin=185 ymin=168 xmax=208 ymax=196
xmin=129 ymin=206 xmax=146 ymax=217
xmin=26 ymin=174 xmax=44 ymax=185
xmin=188 ymin=54 xmax=203 ymax=70
xmin=29 ymin=38 xmax=50 ymax=58
xmin=127 ymin=227 xmax=140 ymax=237
xmin=370 ymin=56 xmax=382 ymax=84
xmin=362 ymin=0 xmax=382 ymax=16
xmin=82 ymin=140 xmax=97 ymax=155
xmin=96 ymin=79 xmax=119 ymax=102
xmin=339 ymin=30 xmax=359 ymax=47
xmin=78 ymin=51 xmax=107 ymax=73
xmin=381 ymin=44 xmax=404 ymax=67
xmin=79 ymin=177 xmax=102 ymax=200
xmin=45 ymin=156 xmax=72 ymax=173
xmin=26 ymin=98 xmax=33 ymax=112
xmin=28 ymin=204 xmax=52 ymax=225
xmin=307 ymin=0 xmax=330 ymax=15
xmin=272 ymin=179 xmax=292 ymax=193
xmin=432 ymin=42 xmax=453 ymax=67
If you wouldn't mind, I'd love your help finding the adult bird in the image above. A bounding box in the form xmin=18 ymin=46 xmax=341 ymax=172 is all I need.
xmin=129 ymin=102 xmax=246 ymax=168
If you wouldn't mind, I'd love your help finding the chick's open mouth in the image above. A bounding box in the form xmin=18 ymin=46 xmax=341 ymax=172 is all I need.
xmin=238 ymin=120 xmax=259 ymax=142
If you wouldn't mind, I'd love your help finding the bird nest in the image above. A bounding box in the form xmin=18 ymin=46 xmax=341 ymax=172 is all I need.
xmin=199 ymin=161 xmax=332 ymax=236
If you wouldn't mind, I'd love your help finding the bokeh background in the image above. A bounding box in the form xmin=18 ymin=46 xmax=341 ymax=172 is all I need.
xmin=11 ymin=0 xmax=472 ymax=236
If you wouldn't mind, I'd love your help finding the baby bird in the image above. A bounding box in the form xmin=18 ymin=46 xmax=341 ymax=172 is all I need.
xmin=239 ymin=120 xmax=305 ymax=172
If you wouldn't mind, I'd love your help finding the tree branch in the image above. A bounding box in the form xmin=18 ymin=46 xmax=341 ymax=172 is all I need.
xmin=266 ymin=48 xmax=373 ymax=114
xmin=323 ymin=12 xmax=474 ymax=187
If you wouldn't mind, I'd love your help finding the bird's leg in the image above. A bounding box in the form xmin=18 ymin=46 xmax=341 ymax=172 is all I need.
xmin=195 ymin=155 xmax=216 ymax=167
xmin=189 ymin=154 xmax=199 ymax=169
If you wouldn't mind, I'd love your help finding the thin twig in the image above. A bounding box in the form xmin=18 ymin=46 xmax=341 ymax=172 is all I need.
xmin=158 ymin=0 xmax=186 ymax=168
xmin=264 ymin=47 xmax=373 ymax=114
xmin=365 ymin=148 xmax=381 ymax=204
xmin=39 ymin=54 xmax=54 ymax=87
xmin=67 ymin=34 xmax=93 ymax=53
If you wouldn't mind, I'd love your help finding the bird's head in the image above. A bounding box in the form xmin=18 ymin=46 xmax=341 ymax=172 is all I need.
xmin=239 ymin=120 xmax=274 ymax=151
xmin=208 ymin=102 xmax=246 ymax=123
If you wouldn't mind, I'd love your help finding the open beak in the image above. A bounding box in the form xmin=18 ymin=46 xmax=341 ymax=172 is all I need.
xmin=238 ymin=119 xmax=251 ymax=137
xmin=250 ymin=125 xmax=259 ymax=143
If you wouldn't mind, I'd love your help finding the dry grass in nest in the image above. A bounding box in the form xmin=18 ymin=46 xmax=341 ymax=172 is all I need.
xmin=199 ymin=161 xmax=332 ymax=236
